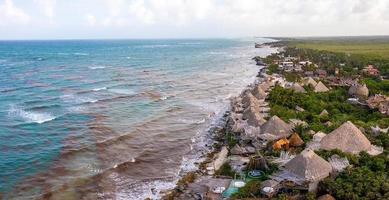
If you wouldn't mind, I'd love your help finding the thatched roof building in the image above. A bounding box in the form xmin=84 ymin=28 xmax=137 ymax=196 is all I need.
xmin=314 ymin=81 xmax=329 ymax=93
xmin=242 ymin=106 xmax=266 ymax=127
xmin=284 ymin=150 xmax=332 ymax=182
xmin=290 ymin=83 xmax=306 ymax=93
xmin=302 ymin=77 xmax=317 ymax=87
xmin=319 ymin=109 xmax=329 ymax=116
xmin=241 ymin=92 xmax=260 ymax=109
xmin=260 ymin=116 xmax=292 ymax=141
xmin=289 ymin=133 xmax=304 ymax=147
xmin=317 ymin=194 xmax=336 ymax=200
xmin=366 ymin=94 xmax=389 ymax=116
xmin=320 ymin=121 xmax=372 ymax=154
xmin=251 ymin=85 xmax=267 ymax=100
xmin=348 ymin=84 xmax=369 ymax=99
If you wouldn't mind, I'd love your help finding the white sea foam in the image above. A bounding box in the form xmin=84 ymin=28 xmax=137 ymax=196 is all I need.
xmin=61 ymin=94 xmax=98 ymax=104
xmin=108 ymin=88 xmax=136 ymax=95
xmin=67 ymin=106 xmax=86 ymax=112
xmin=88 ymin=66 xmax=106 ymax=70
xmin=117 ymin=179 xmax=177 ymax=200
xmin=73 ymin=52 xmax=89 ymax=56
xmin=92 ymin=87 xmax=107 ymax=91
xmin=8 ymin=106 xmax=56 ymax=124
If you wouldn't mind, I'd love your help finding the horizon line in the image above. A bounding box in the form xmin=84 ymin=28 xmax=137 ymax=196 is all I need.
xmin=1 ymin=34 xmax=389 ymax=41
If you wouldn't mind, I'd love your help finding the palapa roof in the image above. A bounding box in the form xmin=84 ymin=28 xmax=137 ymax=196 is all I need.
xmin=284 ymin=149 xmax=332 ymax=182
xmin=319 ymin=109 xmax=329 ymax=116
xmin=320 ymin=121 xmax=372 ymax=154
xmin=260 ymin=115 xmax=292 ymax=140
xmin=290 ymin=83 xmax=306 ymax=93
xmin=314 ymin=81 xmax=329 ymax=92
xmin=251 ymin=85 xmax=267 ymax=99
xmin=243 ymin=106 xmax=266 ymax=127
xmin=302 ymin=77 xmax=317 ymax=87
xmin=241 ymin=92 xmax=260 ymax=108
xmin=259 ymin=82 xmax=271 ymax=91
xmin=348 ymin=84 xmax=369 ymax=98
xmin=289 ymin=133 xmax=304 ymax=147
xmin=317 ymin=194 xmax=336 ymax=200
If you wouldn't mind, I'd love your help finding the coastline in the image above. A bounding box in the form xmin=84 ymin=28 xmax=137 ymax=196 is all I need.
xmin=161 ymin=45 xmax=276 ymax=200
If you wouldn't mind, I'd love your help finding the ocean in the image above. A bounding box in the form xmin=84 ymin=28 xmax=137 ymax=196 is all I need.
xmin=0 ymin=38 xmax=276 ymax=199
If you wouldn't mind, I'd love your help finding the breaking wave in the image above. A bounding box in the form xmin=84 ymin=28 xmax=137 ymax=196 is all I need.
xmin=8 ymin=106 xmax=57 ymax=124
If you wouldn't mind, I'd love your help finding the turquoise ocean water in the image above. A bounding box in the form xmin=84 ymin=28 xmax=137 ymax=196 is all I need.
xmin=0 ymin=39 xmax=276 ymax=199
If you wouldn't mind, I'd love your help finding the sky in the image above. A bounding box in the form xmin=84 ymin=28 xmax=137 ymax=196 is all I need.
xmin=0 ymin=0 xmax=389 ymax=39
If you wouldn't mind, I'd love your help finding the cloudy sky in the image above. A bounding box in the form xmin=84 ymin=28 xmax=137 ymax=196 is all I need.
xmin=1 ymin=0 xmax=389 ymax=39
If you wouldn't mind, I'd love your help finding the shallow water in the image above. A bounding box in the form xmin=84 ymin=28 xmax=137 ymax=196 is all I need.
xmin=0 ymin=39 xmax=276 ymax=199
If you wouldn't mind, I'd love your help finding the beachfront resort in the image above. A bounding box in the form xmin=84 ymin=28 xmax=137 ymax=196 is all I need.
xmin=165 ymin=41 xmax=389 ymax=200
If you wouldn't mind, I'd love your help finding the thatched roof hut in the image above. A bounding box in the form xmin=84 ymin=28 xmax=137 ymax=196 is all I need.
xmin=317 ymin=194 xmax=336 ymax=200
xmin=241 ymin=92 xmax=260 ymax=108
xmin=251 ymin=86 xmax=267 ymax=99
xmin=259 ymin=82 xmax=272 ymax=92
xmin=242 ymin=106 xmax=266 ymax=127
xmin=260 ymin=115 xmax=292 ymax=140
xmin=366 ymin=95 xmax=389 ymax=115
xmin=348 ymin=84 xmax=369 ymax=99
xmin=302 ymin=77 xmax=317 ymax=87
xmin=320 ymin=121 xmax=372 ymax=154
xmin=290 ymin=83 xmax=306 ymax=93
xmin=319 ymin=109 xmax=329 ymax=116
xmin=314 ymin=81 xmax=329 ymax=92
xmin=289 ymin=133 xmax=304 ymax=147
xmin=284 ymin=149 xmax=332 ymax=182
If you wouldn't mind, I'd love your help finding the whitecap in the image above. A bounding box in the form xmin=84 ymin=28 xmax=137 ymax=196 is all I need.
xmin=73 ymin=52 xmax=89 ymax=56
xmin=8 ymin=106 xmax=56 ymax=124
xmin=61 ymin=94 xmax=98 ymax=104
xmin=67 ymin=106 xmax=86 ymax=112
xmin=108 ymin=88 xmax=136 ymax=95
xmin=159 ymin=96 xmax=168 ymax=100
xmin=88 ymin=66 xmax=106 ymax=70
xmin=92 ymin=87 xmax=107 ymax=91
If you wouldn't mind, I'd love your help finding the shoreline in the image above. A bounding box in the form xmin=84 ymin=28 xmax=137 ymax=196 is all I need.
xmin=161 ymin=46 xmax=275 ymax=200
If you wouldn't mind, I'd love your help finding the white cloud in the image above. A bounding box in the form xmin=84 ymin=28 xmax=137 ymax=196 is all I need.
xmin=128 ymin=0 xmax=155 ymax=24
xmin=0 ymin=0 xmax=30 ymax=25
xmin=85 ymin=14 xmax=96 ymax=26
xmin=34 ymin=0 xmax=56 ymax=19
xmin=2 ymin=0 xmax=389 ymax=38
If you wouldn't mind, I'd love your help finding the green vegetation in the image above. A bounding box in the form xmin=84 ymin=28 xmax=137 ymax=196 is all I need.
xmin=214 ymin=163 xmax=236 ymax=177
xmin=257 ymin=37 xmax=389 ymax=200
xmin=320 ymin=167 xmax=388 ymax=200
xmin=281 ymin=40 xmax=389 ymax=95
xmin=268 ymin=85 xmax=389 ymax=134
xmin=363 ymin=78 xmax=389 ymax=95
xmin=225 ymin=131 xmax=238 ymax=149
xmin=232 ymin=180 xmax=262 ymax=199
xmin=267 ymin=64 xmax=279 ymax=75
xmin=318 ymin=152 xmax=389 ymax=200
xmin=291 ymin=40 xmax=389 ymax=60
